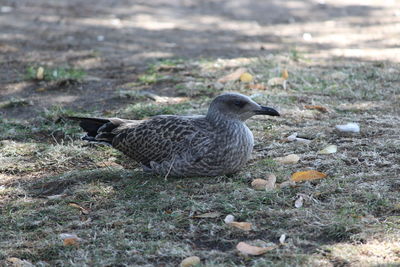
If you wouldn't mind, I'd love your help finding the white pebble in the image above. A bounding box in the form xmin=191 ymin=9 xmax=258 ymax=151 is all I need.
xmin=287 ymin=132 xmax=298 ymax=142
xmin=335 ymin=123 xmax=360 ymax=133
xmin=224 ymin=214 xmax=235 ymax=224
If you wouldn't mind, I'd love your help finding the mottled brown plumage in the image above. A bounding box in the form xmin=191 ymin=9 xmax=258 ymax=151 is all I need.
xmin=68 ymin=93 xmax=279 ymax=177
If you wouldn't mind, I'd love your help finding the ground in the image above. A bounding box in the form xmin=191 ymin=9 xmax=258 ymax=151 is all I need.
xmin=1 ymin=0 xmax=400 ymax=266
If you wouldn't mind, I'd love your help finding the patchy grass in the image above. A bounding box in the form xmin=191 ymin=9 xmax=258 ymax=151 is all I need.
xmin=1 ymin=55 xmax=400 ymax=266
xmin=25 ymin=66 xmax=86 ymax=81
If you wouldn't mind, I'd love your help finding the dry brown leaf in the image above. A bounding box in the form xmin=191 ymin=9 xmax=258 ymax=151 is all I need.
xmin=194 ymin=211 xmax=221 ymax=218
xmin=180 ymin=256 xmax=200 ymax=267
xmin=291 ymin=170 xmax=327 ymax=182
xmin=247 ymin=83 xmax=266 ymax=90
xmin=229 ymin=222 xmax=252 ymax=231
xmin=240 ymin=72 xmax=253 ymax=82
xmin=251 ymin=178 xmax=267 ymax=190
xmin=265 ymin=174 xmax=276 ymax=190
xmin=275 ymin=154 xmax=300 ymax=164
xmin=218 ymin=68 xmax=247 ymax=83
xmin=281 ymin=69 xmax=289 ymax=80
xmin=304 ymin=105 xmax=328 ymax=113
xmin=236 ymin=242 xmax=277 ymax=255
xmin=68 ymin=202 xmax=90 ymax=215
xmin=63 ymin=237 xmax=80 ymax=247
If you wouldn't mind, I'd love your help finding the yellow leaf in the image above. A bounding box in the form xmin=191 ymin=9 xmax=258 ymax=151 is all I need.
xmin=304 ymin=105 xmax=328 ymax=113
xmin=236 ymin=242 xmax=277 ymax=255
xmin=229 ymin=222 xmax=252 ymax=231
xmin=291 ymin=170 xmax=327 ymax=182
xmin=36 ymin=67 xmax=44 ymax=80
xmin=240 ymin=72 xmax=253 ymax=83
xmin=281 ymin=69 xmax=289 ymax=80
xmin=217 ymin=68 xmax=247 ymax=83
xmin=194 ymin=211 xmax=221 ymax=218
xmin=180 ymin=256 xmax=200 ymax=267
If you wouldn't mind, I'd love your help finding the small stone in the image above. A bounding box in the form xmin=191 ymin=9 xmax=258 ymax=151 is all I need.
xmin=180 ymin=256 xmax=200 ymax=267
xmin=251 ymin=178 xmax=268 ymax=190
xmin=275 ymin=154 xmax=300 ymax=164
xmin=335 ymin=123 xmax=360 ymax=133
xmin=224 ymin=214 xmax=235 ymax=224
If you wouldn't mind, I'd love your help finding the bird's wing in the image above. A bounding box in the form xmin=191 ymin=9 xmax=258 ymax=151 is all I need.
xmin=111 ymin=115 xmax=215 ymax=166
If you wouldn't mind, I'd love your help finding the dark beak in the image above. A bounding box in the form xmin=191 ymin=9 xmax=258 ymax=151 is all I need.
xmin=254 ymin=106 xmax=280 ymax=116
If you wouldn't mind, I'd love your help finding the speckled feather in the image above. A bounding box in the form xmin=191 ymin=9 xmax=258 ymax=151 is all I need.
xmin=68 ymin=93 xmax=279 ymax=177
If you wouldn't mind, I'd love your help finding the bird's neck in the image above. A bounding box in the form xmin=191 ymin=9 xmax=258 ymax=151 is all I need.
xmin=206 ymin=112 xmax=245 ymax=130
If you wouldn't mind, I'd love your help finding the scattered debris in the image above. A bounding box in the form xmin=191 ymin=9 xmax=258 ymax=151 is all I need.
xmin=68 ymin=202 xmax=90 ymax=215
xmin=279 ymin=234 xmax=286 ymax=245
xmin=291 ymin=170 xmax=327 ymax=182
xmin=218 ymin=68 xmax=247 ymax=83
xmin=251 ymin=178 xmax=268 ymax=190
xmin=36 ymin=66 xmax=44 ymax=80
xmin=294 ymin=195 xmax=304 ymax=208
xmin=304 ymin=105 xmax=328 ymax=113
xmin=279 ymin=180 xmax=296 ymax=188
xmin=318 ymin=144 xmax=337 ymax=154
xmin=335 ymin=122 xmax=360 ymax=133
xmin=59 ymin=233 xmax=81 ymax=247
xmin=229 ymin=221 xmax=253 ymax=231
xmin=286 ymin=133 xmax=311 ymax=144
xmin=240 ymin=72 xmax=253 ymax=82
xmin=194 ymin=211 xmax=221 ymax=218
xmin=6 ymin=257 xmax=34 ymax=267
xmin=236 ymin=241 xmax=277 ymax=256
xmin=275 ymin=154 xmax=300 ymax=164
xmin=180 ymin=256 xmax=200 ymax=267
xmin=224 ymin=214 xmax=235 ymax=224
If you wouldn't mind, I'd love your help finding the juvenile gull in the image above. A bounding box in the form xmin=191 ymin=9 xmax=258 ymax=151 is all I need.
xmin=68 ymin=93 xmax=279 ymax=177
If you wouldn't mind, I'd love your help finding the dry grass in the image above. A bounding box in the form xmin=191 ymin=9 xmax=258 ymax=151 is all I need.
xmin=1 ymin=55 xmax=399 ymax=266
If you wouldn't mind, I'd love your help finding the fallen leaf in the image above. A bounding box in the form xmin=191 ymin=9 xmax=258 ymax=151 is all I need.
xmin=304 ymin=105 xmax=328 ymax=113
xmin=251 ymin=178 xmax=267 ymax=190
xmin=6 ymin=257 xmax=34 ymax=267
xmin=281 ymin=69 xmax=289 ymax=80
xmin=194 ymin=211 xmax=221 ymax=218
xmin=265 ymin=174 xmax=276 ymax=191
xmin=286 ymin=133 xmax=311 ymax=144
xmin=180 ymin=256 xmax=200 ymax=267
xmin=68 ymin=202 xmax=90 ymax=215
xmin=36 ymin=67 xmax=44 ymax=80
xmin=279 ymin=234 xmax=286 ymax=244
xmin=291 ymin=170 xmax=327 ymax=182
xmin=267 ymin=77 xmax=287 ymax=89
xmin=335 ymin=123 xmax=360 ymax=133
xmin=59 ymin=233 xmax=81 ymax=247
xmin=275 ymin=154 xmax=300 ymax=164
xmin=47 ymin=194 xmax=65 ymax=200
xmin=236 ymin=242 xmax=277 ymax=256
xmin=224 ymin=214 xmax=235 ymax=223
xmin=247 ymin=83 xmax=266 ymax=90
xmin=63 ymin=237 xmax=80 ymax=247
xmin=294 ymin=196 xmax=304 ymax=208
xmin=36 ymin=87 xmax=46 ymax=92
xmin=240 ymin=72 xmax=253 ymax=83
xmin=229 ymin=221 xmax=252 ymax=231
xmin=218 ymin=68 xmax=247 ymax=83
xmin=318 ymin=145 xmax=337 ymax=154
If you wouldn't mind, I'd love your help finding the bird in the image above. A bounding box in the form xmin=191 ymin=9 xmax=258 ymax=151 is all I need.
xmin=67 ymin=93 xmax=280 ymax=177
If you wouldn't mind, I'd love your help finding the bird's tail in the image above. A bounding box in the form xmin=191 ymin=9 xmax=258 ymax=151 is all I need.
xmin=66 ymin=116 xmax=125 ymax=145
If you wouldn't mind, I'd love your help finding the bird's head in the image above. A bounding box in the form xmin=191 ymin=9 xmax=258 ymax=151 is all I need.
xmin=207 ymin=93 xmax=280 ymax=122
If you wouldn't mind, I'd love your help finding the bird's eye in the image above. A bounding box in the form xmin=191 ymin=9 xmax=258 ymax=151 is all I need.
xmin=233 ymin=100 xmax=246 ymax=108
